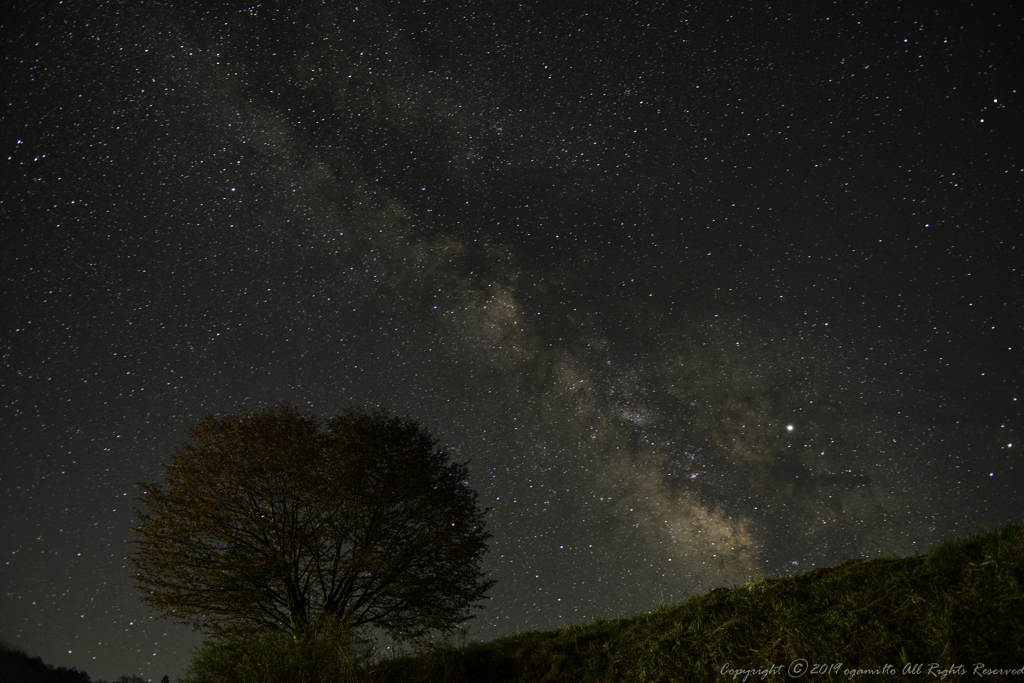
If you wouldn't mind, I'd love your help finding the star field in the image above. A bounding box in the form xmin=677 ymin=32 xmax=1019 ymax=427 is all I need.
xmin=1 ymin=1 xmax=1021 ymax=680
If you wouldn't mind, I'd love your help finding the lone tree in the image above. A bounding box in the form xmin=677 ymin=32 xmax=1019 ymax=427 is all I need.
xmin=131 ymin=404 xmax=495 ymax=641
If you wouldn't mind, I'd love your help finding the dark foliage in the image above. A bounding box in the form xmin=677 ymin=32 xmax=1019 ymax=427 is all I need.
xmin=0 ymin=641 xmax=92 ymax=683
xmin=131 ymin=404 xmax=495 ymax=642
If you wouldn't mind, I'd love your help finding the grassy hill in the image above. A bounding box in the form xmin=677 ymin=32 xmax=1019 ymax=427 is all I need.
xmin=363 ymin=521 xmax=1024 ymax=683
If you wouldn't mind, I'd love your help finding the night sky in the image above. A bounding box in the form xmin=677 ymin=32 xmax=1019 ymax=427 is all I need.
xmin=2 ymin=1 xmax=1022 ymax=680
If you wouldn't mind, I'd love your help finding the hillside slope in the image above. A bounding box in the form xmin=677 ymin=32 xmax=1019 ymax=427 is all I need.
xmin=368 ymin=521 xmax=1024 ymax=682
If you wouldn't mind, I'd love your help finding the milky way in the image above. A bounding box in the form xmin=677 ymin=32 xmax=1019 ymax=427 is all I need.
xmin=2 ymin=1 xmax=1021 ymax=679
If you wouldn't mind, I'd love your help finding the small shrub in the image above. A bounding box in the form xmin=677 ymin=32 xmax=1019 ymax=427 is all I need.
xmin=182 ymin=620 xmax=372 ymax=683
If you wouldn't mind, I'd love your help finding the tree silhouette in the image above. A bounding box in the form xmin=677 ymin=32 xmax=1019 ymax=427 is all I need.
xmin=0 ymin=641 xmax=93 ymax=683
xmin=131 ymin=404 xmax=495 ymax=641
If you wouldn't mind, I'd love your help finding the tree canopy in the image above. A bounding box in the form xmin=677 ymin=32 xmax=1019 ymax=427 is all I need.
xmin=131 ymin=404 xmax=495 ymax=641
